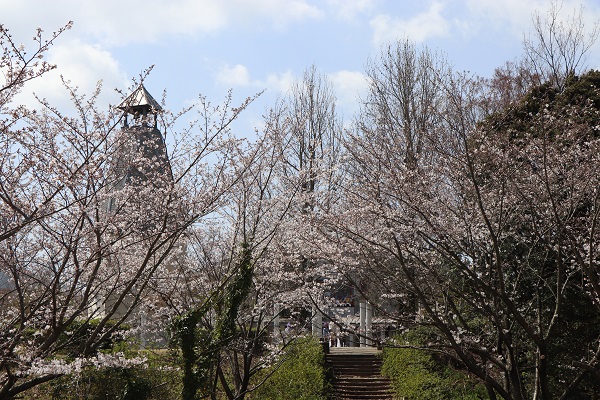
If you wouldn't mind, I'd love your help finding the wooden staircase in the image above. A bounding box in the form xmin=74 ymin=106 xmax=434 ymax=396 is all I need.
xmin=326 ymin=348 xmax=393 ymax=400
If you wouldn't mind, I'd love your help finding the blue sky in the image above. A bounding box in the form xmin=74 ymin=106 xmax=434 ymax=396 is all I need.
xmin=4 ymin=0 xmax=600 ymax=137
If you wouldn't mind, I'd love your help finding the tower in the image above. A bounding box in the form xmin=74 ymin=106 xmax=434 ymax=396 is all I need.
xmin=107 ymin=84 xmax=170 ymax=212
xmin=94 ymin=84 xmax=172 ymax=323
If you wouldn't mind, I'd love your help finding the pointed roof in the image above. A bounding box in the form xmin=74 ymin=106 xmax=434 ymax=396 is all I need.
xmin=117 ymin=84 xmax=162 ymax=115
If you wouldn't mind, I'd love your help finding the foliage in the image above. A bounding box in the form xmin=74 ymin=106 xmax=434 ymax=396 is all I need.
xmin=486 ymin=69 xmax=600 ymax=137
xmin=249 ymin=337 xmax=328 ymax=400
xmin=381 ymin=329 xmax=488 ymax=400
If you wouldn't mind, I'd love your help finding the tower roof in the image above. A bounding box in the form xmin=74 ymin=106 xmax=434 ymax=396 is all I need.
xmin=117 ymin=84 xmax=162 ymax=115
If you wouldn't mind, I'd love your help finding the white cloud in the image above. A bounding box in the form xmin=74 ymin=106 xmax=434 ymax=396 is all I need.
xmin=0 ymin=0 xmax=323 ymax=47
xmin=462 ymin=0 xmax=544 ymax=37
xmin=370 ymin=2 xmax=450 ymax=45
xmin=461 ymin=0 xmax=600 ymax=69
xmin=216 ymin=64 xmax=252 ymax=87
xmin=212 ymin=65 xmax=298 ymax=111
xmin=11 ymin=40 xmax=128 ymax=112
xmin=463 ymin=0 xmax=600 ymax=38
xmin=327 ymin=0 xmax=374 ymax=21
xmin=329 ymin=70 xmax=368 ymax=116
xmin=222 ymin=67 xmax=369 ymax=119
xmin=258 ymin=0 xmax=323 ymax=29
xmin=214 ymin=65 xmax=295 ymax=94
xmin=265 ymin=70 xmax=296 ymax=93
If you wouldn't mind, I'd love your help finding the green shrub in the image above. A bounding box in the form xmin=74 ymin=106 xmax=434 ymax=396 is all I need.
xmin=382 ymin=329 xmax=488 ymax=400
xmin=24 ymin=352 xmax=181 ymax=400
xmin=250 ymin=337 xmax=328 ymax=400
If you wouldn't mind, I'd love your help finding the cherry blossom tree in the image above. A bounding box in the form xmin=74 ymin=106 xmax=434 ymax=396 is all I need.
xmin=0 ymin=21 xmax=74 ymax=243
xmin=326 ymin=52 xmax=600 ymax=400
xmin=0 ymin=23 xmax=260 ymax=397
xmin=262 ymin=65 xmax=345 ymax=335
xmin=167 ymin=126 xmax=310 ymax=400
xmin=165 ymin=67 xmax=346 ymax=399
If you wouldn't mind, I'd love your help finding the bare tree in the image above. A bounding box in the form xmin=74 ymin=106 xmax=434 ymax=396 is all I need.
xmin=523 ymin=1 xmax=599 ymax=91
xmin=358 ymin=39 xmax=449 ymax=169
xmin=272 ymin=64 xmax=342 ymax=213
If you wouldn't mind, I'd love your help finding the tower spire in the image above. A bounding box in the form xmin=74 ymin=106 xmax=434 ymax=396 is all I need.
xmin=117 ymin=84 xmax=162 ymax=128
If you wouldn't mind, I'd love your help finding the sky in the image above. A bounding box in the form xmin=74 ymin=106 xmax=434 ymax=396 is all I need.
xmin=3 ymin=0 xmax=600 ymax=137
